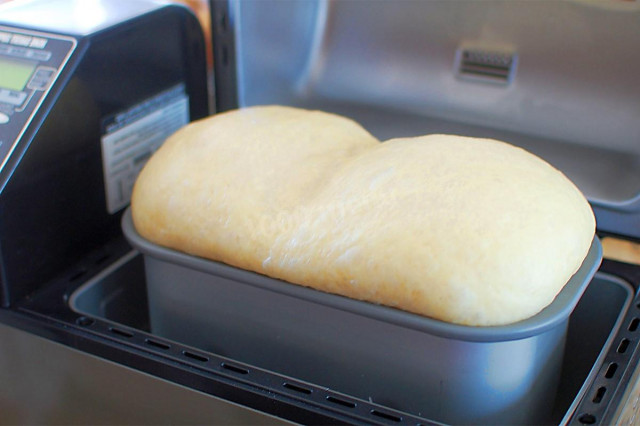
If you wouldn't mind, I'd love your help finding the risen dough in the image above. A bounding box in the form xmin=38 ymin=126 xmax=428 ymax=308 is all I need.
xmin=131 ymin=105 xmax=595 ymax=326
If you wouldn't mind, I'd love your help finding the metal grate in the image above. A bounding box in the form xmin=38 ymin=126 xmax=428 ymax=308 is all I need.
xmin=455 ymin=48 xmax=517 ymax=84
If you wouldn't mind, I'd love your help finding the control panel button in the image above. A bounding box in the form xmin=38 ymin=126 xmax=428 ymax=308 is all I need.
xmin=34 ymin=68 xmax=55 ymax=79
xmin=0 ymin=32 xmax=10 ymax=43
xmin=28 ymin=79 xmax=48 ymax=90
xmin=27 ymin=67 xmax=56 ymax=90
xmin=0 ymin=112 xmax=9 ymax=124
xmin=10 ymin=34 xmax=31 ymax=46
xmin=29 ymin=37 xmax=47 ymax=49
xmin=8 ymin=46 xmax=27 ymax=56
xmin=27 ymin=50 xmax=52 ymax=61
xmin=1 ymin=44 xmax=51 ymax=60
xmin=0 ymin=89 xmax=27 ymax=106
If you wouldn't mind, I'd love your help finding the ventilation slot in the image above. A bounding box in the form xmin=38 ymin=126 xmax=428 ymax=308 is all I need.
xmin=109 ymin=327 xmax=133 ymax=338
xmin=217 ymin=9 xmax=228 ymax=33
xmin=456 ymin=48 xmax=516 ymax=84
xmin=617 ymin=338 xmax=631 ymax=354
xmin=75 ymin=316 xmax=94 ymax=327
xmin=370 ymin=409 xmax=402 ymax=423
xmin=629 ymin=318 xmax=640 ymax=332
xmin=183 ymin=351 xmax=209 ymax=363
xmin=605 ymin=362 xmax=618 ymax=379
xmin=94 ymin=253 xmax=111 ymax=265
xmin=283 ymin=382 xmax=312 ymax=395
xmin=221 ymin=362 xmax=249 ymax=375
xmin=326 ymin=396 xmax=356 ymax=408
xmin=592 ymin=386 xmax=606 ymax=404
xmin=578 ymin=413 xmax=596 ymax=424
xmin=145 ymin=339 xmax=170 ymax=350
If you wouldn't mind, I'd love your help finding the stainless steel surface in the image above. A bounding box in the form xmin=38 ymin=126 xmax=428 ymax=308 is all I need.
xmin=0 ymin=323 xmax=289 ymax=425
xmin=230 ymin=0 xmax=640 ymax=236
xmin=613 ymin=361 xmax=640 ymax=425
xmin=236 ymin=0 xmax=640 ymax=156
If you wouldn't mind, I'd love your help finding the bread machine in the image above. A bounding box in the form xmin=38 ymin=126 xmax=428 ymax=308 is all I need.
xmin=1 ymin=0 xmax=639 ymax=424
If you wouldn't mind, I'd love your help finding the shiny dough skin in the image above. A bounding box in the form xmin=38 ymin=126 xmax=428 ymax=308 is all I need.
xmin=131 ymin=105 xmax=595 ymax=326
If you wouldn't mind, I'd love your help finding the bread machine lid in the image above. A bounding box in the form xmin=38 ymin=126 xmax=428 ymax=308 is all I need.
xmin=218 ymin=0 xmax=640 ymax=237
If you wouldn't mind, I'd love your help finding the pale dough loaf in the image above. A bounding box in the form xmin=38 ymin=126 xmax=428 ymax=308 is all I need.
xmin=131 ymin=105 xmax=595 ymax=326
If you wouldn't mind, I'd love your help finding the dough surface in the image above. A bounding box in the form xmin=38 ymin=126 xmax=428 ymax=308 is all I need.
xmin=131 ymin=105 xmax=595 ymax=326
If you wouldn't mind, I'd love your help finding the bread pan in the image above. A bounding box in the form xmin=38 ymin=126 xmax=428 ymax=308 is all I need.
xmin=122 ymin=208 xmax=602 ymax=425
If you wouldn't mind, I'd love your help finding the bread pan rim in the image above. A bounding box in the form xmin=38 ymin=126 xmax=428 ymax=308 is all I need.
xmin=122 ymin=207 xmax=602 ymax=342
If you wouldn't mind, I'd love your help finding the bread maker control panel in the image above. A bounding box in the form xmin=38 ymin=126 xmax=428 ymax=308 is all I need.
xmin=0 ymin=26 xmax=76 ymax=173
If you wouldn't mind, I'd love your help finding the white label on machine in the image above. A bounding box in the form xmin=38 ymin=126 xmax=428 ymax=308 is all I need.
xmin=101 ymin=84 xmax=189 ymax=214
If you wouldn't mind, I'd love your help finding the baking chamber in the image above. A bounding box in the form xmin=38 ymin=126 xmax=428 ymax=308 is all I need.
xmin=1 ymin=0 xmax=639 ymax=424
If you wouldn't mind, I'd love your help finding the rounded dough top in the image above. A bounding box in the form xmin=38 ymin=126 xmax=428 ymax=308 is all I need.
xmin=131 ymin=105 xmax=596 ymax=326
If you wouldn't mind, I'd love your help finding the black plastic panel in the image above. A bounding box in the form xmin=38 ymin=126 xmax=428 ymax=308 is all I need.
xmin=0 ymin=5 xmax=209 ymax=306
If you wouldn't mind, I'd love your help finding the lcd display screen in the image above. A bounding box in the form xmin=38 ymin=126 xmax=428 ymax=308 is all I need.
xmin=0 ymin=57 xmax=36 ymax=91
